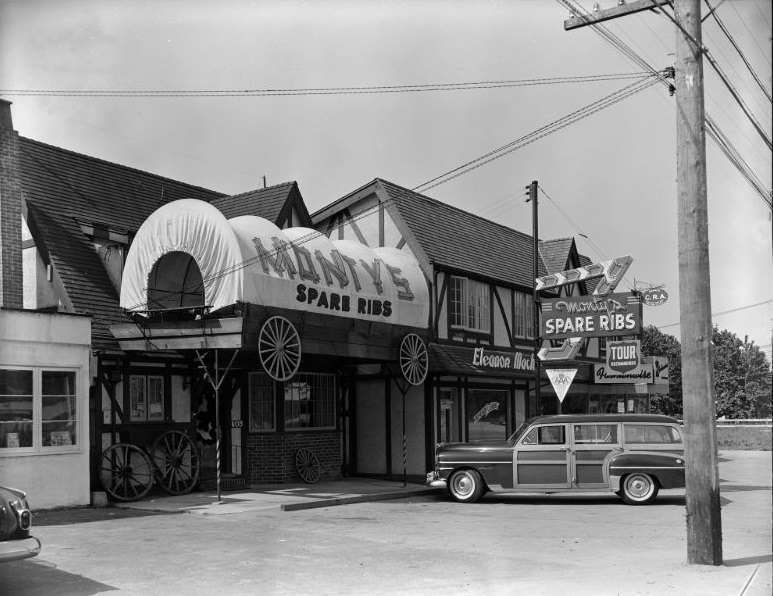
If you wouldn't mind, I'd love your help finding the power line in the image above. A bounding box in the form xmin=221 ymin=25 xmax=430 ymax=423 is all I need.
xmin=0 ymin=73 xmax=655 ymax=98
xmin=703 ymin=0 xmax=772 ymax=103
xmin=657 ymin=299 xmax=773 ymax=328
xmin=411 ymin=74 xmax=662 ymax=193
xmin=556 ymin=0 xmax=772 ymax=211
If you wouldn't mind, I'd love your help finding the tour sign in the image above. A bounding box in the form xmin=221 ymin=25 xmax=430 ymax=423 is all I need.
xmin=540 ymin=292 xmax=643 ymax=339
xmin=608 ymin=340 xmax=640 ymax=373
xmin=641 ymin=288 xmax=669 ymax=307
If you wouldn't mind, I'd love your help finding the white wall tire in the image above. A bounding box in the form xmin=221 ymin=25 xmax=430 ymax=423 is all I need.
xmin=621 ymin=473 xmax=659 ymax=505
xmin=448 ymin=469 xmax=485 ymax=503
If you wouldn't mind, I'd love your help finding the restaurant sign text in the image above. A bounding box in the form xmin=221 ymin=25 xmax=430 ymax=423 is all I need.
xmin=540 ymin=292 xmax=642 ymax=339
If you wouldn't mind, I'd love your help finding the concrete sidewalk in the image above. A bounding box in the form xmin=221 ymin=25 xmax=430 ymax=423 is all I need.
xmin=113 ymin=477 xmax=439 ymax=514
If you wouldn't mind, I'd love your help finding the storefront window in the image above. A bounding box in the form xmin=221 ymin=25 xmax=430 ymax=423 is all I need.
xmin=0 ymin=369 xmax=33 ymax=449
xmin=284 ymin=373 xmax=336 ymax=430
xmin=42 ymin=371 xmax=77 ymax=447
xmin=0 ymin=367 xmax=78 ymax=453
xmin=249 ymin=373 xmax=275 ymax=432
xmin=438 ymin=388 xmax=461 ymax=443
xmin=467 ymin=389 xmax=507 ymax=441
xmin=129 ymin=375 xmax=165 ymax=422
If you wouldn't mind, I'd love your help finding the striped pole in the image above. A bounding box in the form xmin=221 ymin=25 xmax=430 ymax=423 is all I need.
xmin=215 ymin=349 xmax=221 ymax=502
xmin=402 ymin=391 xmax=407 ymax=487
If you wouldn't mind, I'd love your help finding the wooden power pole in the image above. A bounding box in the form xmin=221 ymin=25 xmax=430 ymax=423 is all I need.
xmin=563 ymin=0 xmax=722 ymax=565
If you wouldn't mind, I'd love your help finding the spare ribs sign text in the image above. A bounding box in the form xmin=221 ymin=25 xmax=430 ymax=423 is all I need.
xmin=540 ymin=293 xmax=642 ymax=339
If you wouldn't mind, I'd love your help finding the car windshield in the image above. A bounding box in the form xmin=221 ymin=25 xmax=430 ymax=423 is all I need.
xmin=507 ymin=422 xmax=530 ymax=446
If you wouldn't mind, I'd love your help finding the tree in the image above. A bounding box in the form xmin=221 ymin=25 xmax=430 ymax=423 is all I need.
xmin=712 ymin=326 xmax=772 ymax=418
xmin=640 ymin=325 xmax=683 ymax=417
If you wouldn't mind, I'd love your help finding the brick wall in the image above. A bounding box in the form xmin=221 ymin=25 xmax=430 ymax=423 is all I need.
xmin=245 ymin=431 xmax=342 ymax=484
xmin=0 ymin=100 xmax=23 ymax=309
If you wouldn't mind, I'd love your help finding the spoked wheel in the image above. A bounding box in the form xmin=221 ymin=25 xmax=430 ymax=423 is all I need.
xmin=152 ymin=430 xmax=201 ymax=495
xmin=621 ymin=473 xmax=659 ymax=505
xmin=100 ymin=443 xmax=154 ymax=502
xmin=259 ymin=316 xmax=302 ymax=381
xmin=295 ymin=447 xmax=321 ymax=484
xmin=399 ymin=333 xmax=428 ymax=386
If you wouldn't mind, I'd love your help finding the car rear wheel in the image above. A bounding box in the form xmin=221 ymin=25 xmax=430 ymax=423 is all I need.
xmin=621 ymin=473 xmax=659 ymax=505
xmin=448 ymin=469 xmax=485 ymax=503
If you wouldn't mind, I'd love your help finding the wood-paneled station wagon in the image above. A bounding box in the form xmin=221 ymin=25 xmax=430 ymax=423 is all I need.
xmin=427 ymin=414 xmax=685 ymax=505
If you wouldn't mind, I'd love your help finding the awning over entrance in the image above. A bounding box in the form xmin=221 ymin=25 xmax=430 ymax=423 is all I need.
xmin=429 ymin=343 xmax=539 ymax=378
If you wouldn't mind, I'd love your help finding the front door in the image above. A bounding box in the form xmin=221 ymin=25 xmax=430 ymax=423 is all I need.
xmin=513 ymin=423 xmax=571 ymax=488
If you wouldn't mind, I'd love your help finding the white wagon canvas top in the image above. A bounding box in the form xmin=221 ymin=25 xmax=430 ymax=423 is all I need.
xmin=120 ymin=199 xmax=430 ymax=329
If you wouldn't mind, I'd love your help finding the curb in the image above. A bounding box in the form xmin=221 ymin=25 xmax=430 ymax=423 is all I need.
xmin=281 ymin=487 xmax=441 ymax=512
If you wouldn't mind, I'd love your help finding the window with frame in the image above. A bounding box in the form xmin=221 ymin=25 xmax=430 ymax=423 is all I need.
xmin=449 ymin=276 xmax=490 ymax=333
xmin=513 ymin=291 xmax=535 ymax=339
xmin=1 ymin=367 xmax=78 ymax=452
xmin=129 ymin=375 xmax=165 ymax=422
xmin=249 ymin=372 xmax=275 ymax=432
xmin=284 ymin=373 xmax=336 ymax=430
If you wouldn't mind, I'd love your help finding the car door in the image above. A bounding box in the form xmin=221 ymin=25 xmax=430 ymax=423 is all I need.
xmin=513 ymin=423 xmax=571 ymax=489
xmin=571 ymin=422 xmax=621 ymax=487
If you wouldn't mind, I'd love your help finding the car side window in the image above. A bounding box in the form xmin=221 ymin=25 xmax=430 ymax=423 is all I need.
xmin=624 ymin=424 xmax=682 ymax=444
xmin=574 ymin=424 xmax=618 ymax=444
xmin=521 ymin=425 xmax=565 ymax=445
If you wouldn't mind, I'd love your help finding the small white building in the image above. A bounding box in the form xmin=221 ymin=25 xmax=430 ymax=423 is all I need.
xmin=0 ymin=309 xmax=91 ymax=509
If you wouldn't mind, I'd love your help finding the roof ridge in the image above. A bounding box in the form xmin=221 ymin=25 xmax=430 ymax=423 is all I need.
xmin=375 ymin=178 xmax=534 ymax=243
xmin=20 ymin=136 xmax=227 ymax=198
xmin=223 ymin=181 xmax=297 ymax=201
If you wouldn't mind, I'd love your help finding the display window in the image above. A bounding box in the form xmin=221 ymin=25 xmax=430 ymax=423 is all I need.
xmin=0 ymin=367 xmax=78 ymax=453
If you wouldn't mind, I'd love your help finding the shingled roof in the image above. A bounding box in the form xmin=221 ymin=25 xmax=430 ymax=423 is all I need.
xmin=20 ymin=138 xmax=226 ymax=350
xmin=376 ymin=179 xmax=549 ymax=289
xmin=210 ymin=181 xmax=312 ymax=226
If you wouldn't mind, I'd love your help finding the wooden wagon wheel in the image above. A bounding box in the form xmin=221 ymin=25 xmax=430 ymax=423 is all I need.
xmin=151 ymin=430 xmax=201 ymax=495
xmin=259 ymin=316 xmax=301 ymax=381
xmin=399 ymin=333 xmax=428 ymax=386
xmin=100 ymin=443 xmax=154 ymax=502
xmin=295 ymin=447 xmax=321 ymax=484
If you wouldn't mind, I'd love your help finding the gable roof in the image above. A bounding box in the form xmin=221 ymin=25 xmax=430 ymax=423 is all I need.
xmin=363 ymin=179 xmax=549 ymax=289
xmin=210 ymin=181 xmax=312 ymax=226
xmin=539 ymin=237 xmax=575 ymax=274
xmin=19 ymin=137 xmax=226 ymax=351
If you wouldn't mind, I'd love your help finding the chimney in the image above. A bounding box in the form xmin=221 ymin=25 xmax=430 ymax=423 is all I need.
xmin=0 ymin=99 xmax=23 ymax=308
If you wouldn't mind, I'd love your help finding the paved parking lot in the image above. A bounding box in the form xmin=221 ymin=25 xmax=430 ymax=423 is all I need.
xmin=3 ymin=451 xmax=770 ymax=596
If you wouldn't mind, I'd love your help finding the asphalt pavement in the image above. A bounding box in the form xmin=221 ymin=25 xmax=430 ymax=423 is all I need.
xmin=12 ymin=450 xmax=773 ymax=596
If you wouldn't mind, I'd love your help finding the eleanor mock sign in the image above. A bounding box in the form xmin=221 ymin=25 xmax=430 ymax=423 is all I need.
xmin=471 ymin=347 xmax=535 ymax=372
xmin=540 ymin=292 xmax=642 ymax=339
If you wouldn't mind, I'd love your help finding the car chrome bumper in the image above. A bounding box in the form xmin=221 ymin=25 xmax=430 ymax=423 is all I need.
xmin=426 ymin=472 xmax=447 ymax=489
xmin=0 ymin=535 xmax=41 ymax=563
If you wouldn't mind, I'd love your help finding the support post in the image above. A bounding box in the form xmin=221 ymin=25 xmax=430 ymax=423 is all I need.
xmin=675 ymin=0 xmax=722 ymax=565
xmin=527 ymin=180 xmax=542 ymax=415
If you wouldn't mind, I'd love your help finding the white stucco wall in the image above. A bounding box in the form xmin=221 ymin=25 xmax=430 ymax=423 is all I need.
xmin=0 ymin=309 xmax=91 ymax=509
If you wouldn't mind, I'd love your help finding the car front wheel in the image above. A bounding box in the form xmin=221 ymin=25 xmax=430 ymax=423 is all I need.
xmin=448 ymin=469 xmax=485 ymax=503
xmin=621 ymin=473 xmax=659 ymax=505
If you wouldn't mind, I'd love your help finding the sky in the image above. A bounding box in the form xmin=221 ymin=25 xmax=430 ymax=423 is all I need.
xmin=1 ymin=0 xmax=771 ymax=359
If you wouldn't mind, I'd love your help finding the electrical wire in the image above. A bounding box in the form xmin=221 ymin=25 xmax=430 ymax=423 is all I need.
xmin=0 ymin=73 xmax=655 ymax=98
xmin=703 ymin=0 xmax=772 ymax=103
xmin=412 ymin=73 xmax=662 ymax=193
xmin=555 ymin=0 xmax=772 ymax=210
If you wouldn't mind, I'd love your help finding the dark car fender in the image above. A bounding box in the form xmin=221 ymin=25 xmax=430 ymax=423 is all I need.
xmin=603 ymin=450 xmax=686 ymax=492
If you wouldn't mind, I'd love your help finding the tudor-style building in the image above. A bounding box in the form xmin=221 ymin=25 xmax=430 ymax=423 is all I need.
xmin=313 ymin=179 xmax=651 ymax=476
xmin=2 ymin=97 xmax=653 ymax=504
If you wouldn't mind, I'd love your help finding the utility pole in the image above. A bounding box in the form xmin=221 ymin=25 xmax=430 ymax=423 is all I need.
xmin=563 ymin=0 xmax=722 ymax=565
xmin=526 ymin=181 xmax=542 ymax=415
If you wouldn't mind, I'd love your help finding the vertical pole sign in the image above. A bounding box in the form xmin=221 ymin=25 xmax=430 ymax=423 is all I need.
xmin=397 ymin=334 xmax=428 ymax=487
